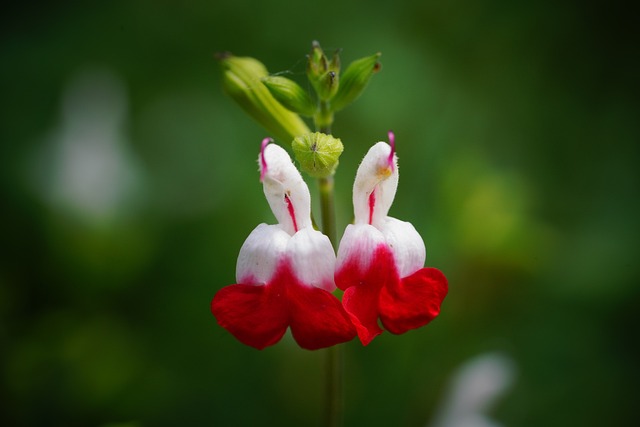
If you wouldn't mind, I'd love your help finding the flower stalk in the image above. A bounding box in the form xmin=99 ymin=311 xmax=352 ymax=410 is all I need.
xmin=315 ymin=99 xmax=334 ymax=134
xmin=313 ymin=109 xmax=343 ymax=427
xmin=318 ymin=163 xmax=342 ymax=427
xmin=325 ymin=344 xmax=344 ymax=427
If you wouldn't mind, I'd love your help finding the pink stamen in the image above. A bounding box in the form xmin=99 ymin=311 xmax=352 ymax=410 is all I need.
xmin=387 ymin=130 xmax=396 ymax=171
xmin=285 ymin=194 xmax=299 ymax=232
xmin=368 ymin=189 xmax=376 ymax=225
xmin=259 ymin=137 xmax=273 ymax=181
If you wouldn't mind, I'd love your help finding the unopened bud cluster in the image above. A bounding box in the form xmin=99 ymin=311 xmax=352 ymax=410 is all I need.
xmin=307 ymin=42 xmax=381 ymax=114
xmin=307 ymin=41 xmax=341 ymax=102
xmin=218 ymin=42 xmax=381 ymax=178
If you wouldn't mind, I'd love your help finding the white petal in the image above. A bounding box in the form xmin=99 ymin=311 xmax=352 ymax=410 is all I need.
xmin=352 ymin=141 xmax=398 ymax=227
xmin=235 ymin=223 xmax=290 ymax=284
xmin=378 ymin=216 xmax=426 ymax=277
xmin=336 ymin=223 xmax=387 ymax=272
xmin=286 ymin=227 xmax=336 ymax=292
xmin=260 ymin=144 xmax=311 ymax=234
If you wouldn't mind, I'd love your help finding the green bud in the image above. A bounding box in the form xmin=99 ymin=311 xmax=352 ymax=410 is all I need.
xmin=330 ymin=52 xmax=381 ymax=112
xmin=306 ymin=41 xmax=326 ymax=81
xmin=306 ymin=41 xmax=341 ymax=101
xmin=218 ymin=53 xmax=310 ymax=143
xmin=261 ymin=76 xmax=316 ymax=116
xmin=292 ymin=132 xmax=343 ymax=178
xmin=318 ymin=71 xmax=339 ymax=101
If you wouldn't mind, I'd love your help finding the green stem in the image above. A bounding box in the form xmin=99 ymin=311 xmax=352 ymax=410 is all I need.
xmin=325 ymin=344 xmax=343 ymax=427
xmin=315 ymin=107 xmax=343 ymax=427
xmin=315 ymin=100 xmax=334 ymax=135
xmin=319 ymin=176 xmax=337 ymax=247
xmin=316 ymin=102 xmax=336 ymax=247
xmin=320 ymin=176 xmax=344 ymax=427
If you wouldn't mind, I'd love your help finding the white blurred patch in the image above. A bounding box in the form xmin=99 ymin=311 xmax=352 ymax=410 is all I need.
xmin=30 ymin=68 xmax=144 ymax=225
xmin=429 ymin=352 xmax=516 ymax=427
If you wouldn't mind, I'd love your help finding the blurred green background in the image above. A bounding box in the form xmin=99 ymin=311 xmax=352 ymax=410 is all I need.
xmin=1 ymin=0 xmax=638 ymax=426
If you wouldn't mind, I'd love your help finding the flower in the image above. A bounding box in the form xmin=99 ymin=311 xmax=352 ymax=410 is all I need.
xmin=211 ymin=138 xmax=356 ymax=350
xmin=335 ymin=132 xmax=448 ymax=345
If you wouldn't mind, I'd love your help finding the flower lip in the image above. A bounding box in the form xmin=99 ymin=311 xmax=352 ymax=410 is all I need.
xmin=259 ymin=137 xmax=273 ymax=182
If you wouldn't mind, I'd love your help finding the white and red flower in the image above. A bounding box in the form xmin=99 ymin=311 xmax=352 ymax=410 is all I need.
xmin=335 ymin=132 xmax=448 ymax=345
xmin=211 ymin=139 xmax=356 ymax=350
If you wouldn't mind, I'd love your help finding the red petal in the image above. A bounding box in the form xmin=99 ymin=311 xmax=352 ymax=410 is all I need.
xmin=212 ymin=261 xmax=356 ymax=350
xmin=288 ymin=284 xmax=356 ymax=350
xmin=211 ymin=282 xmax=288 ymax=350
xmin=379 ymin=267 xmax=448 ymax=335
xmin=342 ymin=285 xmax=383 ymax=346
xmin=336 ymin=245 xmax=398 ymax=345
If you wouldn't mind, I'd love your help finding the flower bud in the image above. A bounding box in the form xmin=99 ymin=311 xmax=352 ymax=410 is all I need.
xmin=218 ymin=53 xmax=310 ymax=143
xmin=306 ymin=41 xmax=341 ymax=101
xmin=316 ymin=70 xmax=339 ymax=102
xmin=261 ymin=75 xmax=316 ymax=116
xmin=330 ymin=52 xmax=381 ymax=112
xmin=307 ymin=41 xmax=326 ymax=79
xmin=292 ymin=132 xmax=344 ymax=178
